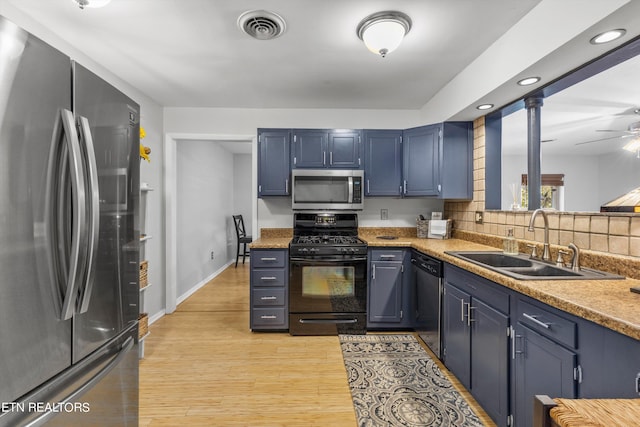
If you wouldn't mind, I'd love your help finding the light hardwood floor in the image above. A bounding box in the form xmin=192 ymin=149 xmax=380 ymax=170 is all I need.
xmin=139 ymin=263 xmax=495 ymax=427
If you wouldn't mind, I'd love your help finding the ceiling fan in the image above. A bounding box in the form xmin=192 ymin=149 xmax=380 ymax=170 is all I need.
xmin=575 ymin=118 xmax=640 ymax=146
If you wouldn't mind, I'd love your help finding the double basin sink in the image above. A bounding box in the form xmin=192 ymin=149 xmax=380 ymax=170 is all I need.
xmin=445 ymin=251 xmax=624 ymax=281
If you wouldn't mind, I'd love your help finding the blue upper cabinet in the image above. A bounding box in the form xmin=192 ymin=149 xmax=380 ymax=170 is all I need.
xmin=363 ymin=130 xmax=403 ymax=196
xmin=292 ymin=129 xmax=362 ymax=169
xmin=402 ymin=122 xmax=472 ymax=199
xmin=440 ymin=121 xmax=473 ymax=200
xmin=328 ymin=130 xmax=362 ymax=168
xmin=402 ymin=124 xmax=440 ymax=196
xmin=291 ymin=129 xmax=326 ymax=168
xmin=257 ymin=129 xmax=290 ymax=197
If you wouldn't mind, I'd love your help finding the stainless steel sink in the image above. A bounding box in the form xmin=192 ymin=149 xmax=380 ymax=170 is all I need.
xmin=445 ymin=251 xmax=624 ymax=280
xmin=449 ymin=252 xmax=534 ymax=268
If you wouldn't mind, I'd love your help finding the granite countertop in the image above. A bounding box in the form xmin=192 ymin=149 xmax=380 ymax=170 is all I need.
xmin=361 ymin=232 xmax=640 ymax=341
xmin=249 ymin=228 xmax=640 ymax=341
xmin=249 ymin=237 xmax=291 ymax=249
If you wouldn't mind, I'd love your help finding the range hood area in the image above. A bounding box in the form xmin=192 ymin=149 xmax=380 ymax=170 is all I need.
xmin=600 ymin=186 xmax=640 ymax=212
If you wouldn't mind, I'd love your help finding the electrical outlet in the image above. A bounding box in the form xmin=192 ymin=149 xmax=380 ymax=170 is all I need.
xmin=381 ymin=209 xmax=389 ymax=220
xmin=475 ymin=211 xmax=484 ymax=224
xmin=210 ymin=251 xmax=214 ymax=260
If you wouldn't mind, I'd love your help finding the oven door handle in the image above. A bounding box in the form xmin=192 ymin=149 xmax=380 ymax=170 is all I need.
xmin=298 ymin=318 xmax=359 ymax=324
xmin=290 ymin=256 xmax=368 ymax=263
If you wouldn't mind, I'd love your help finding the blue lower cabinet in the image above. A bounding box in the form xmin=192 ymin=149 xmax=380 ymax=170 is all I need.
xmin=512 ymin=323 xmax=577 ymax=427
xmin=442 ymin=265 xmax=510 ymax=427
xmin=367 ymin=249 xmax=412 ymax=329
xmin=250 ymin=249 xmax=288 ymax=331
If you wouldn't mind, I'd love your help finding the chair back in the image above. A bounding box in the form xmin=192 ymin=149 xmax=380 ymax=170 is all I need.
xmin=233 ymin=215 xmax=246 ymax=239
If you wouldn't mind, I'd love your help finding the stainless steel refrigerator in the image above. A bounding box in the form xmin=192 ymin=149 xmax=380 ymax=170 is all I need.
xmin=0 ymin=15 xmax=139 ymax=426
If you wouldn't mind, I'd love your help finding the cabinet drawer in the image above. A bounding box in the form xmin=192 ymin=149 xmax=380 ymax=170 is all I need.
xmin=445 ymin=265 xmax=509 ymax=314
xmin=252 ymin=269 xmax=287 ymax=287
xmin=252 ymin=289 xmax=286 ymax=307
xmin=252 ymin=308 xmax=287 ymax=327
xmin=517 ymin=299 xmax=576 ymax=348
xmin=252 ymin=250 xmax=287 ymax=268
xmin=370 ymin=249 xmax=405 ymax=262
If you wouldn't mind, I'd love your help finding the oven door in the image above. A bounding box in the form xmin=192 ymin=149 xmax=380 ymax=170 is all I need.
xmin=289 ymin=256 xmax=367 ymax=335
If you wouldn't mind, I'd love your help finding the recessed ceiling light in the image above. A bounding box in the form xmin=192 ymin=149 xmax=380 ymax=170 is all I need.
xmin=476 ymin=104 xmax=493 ymax=110
xmin=517 ymin=77 xmax=540 ymax=86
xmin=590 ymin=29 xmax=626 ymax=45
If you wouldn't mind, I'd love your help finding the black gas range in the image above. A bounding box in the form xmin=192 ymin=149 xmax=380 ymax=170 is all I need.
xmin=289 ymin=212 xmax=367 ymax=257
xmin=288 ymin=212 xmax=367 ymax=335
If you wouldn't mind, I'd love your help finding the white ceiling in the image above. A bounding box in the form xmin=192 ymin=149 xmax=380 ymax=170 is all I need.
xmin=3 ymin=0 xmax=639 ymax=144
xmin=6 ymin=0 xmax=542 ymax=109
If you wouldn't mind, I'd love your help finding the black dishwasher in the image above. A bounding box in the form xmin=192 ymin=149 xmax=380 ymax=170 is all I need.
xmin=411 ymin=251 xmax=443 ymax=359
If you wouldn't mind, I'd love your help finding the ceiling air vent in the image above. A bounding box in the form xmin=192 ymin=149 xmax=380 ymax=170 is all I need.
xmin=238 ymin=10 xmax=286 ymax=40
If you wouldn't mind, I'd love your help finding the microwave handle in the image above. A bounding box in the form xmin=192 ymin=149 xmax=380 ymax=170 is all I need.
xmin=348 ymin=176 xmax=354 ymax=203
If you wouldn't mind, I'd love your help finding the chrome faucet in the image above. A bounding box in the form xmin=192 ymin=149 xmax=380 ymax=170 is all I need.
xmin=567 ymin=242 xmax=580 ymax=271
xmin=527 ymin=209 xmax=551 ymax=262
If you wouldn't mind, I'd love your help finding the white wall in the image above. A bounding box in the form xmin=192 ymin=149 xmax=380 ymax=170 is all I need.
xmin=233 ymin=154 xmax=253 ymax=237
xmin=502 ymin=154 xmax=601 ymax=211
xmin=502 ymin=152 xmax=640 ymax=211
xmin=598 ymin=151 xmax=640 ymax=207
xmin=258 ymin=197 xmax=444 ymax=230
xmin=176 ymin=140 xmax=235 ymax=298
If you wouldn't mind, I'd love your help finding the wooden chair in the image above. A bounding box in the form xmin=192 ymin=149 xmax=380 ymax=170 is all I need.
xmin=232 ymin=215 xmax=252 ymax=268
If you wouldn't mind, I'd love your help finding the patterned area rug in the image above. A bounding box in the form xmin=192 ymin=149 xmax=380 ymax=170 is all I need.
xmin=340 ymin=334 xmax=485 ymax=427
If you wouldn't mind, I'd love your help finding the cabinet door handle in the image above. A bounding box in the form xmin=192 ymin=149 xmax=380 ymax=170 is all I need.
xmin=403 ymin=180 xmax=407 ymax=194
xmin=372 ymin=264 xmax=376 ymax=280
xmin=367 ymin=179 xmax=370 ymax=194
xmin=323 ymin=151 xmax=326 ymax=166
xmin=574 ymin=365 xmax=583 ymax=383
xmin=260 ymin=315 xmax=277 ymax=319
xmin=460 ymin=299 xmax=466 ymax=322
xmin=522 ymin=312 xmax=551 ymax=329
xmin=285 ymin=178 xmax=289 ymax=194
xmin=511 ymin=326 xmax=523 ymax=359
xmin=260 ymin=257 xmax=277 ymax=262
xmin=260 ymin=276 xmax=277 ymax=281
xmin=467 ymin=304 xmax=476 ymax=326
xmin=260 ymin=296 xmax=277 ymax=300
xmin=379 ymin=254 xmax=396 ymax=259
xmin=330 ymin=151 xmax=333 ymax=165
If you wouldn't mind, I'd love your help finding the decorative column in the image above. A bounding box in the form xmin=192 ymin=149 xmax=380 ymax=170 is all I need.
xmin=526 ymin=97 xmax=543 ymax=210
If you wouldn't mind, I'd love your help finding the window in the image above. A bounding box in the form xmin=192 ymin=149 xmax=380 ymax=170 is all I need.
xmin=521 ymin=174 xmax=565 ymax=210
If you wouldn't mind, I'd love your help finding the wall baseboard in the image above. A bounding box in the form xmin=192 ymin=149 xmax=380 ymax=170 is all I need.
xmin=176 ymin=260 xmax=235 ymax=306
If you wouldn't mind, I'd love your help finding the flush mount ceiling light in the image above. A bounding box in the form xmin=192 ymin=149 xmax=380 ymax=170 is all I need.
xmin=72 ymin=0 xmax=111 ymax=9
xmin=238 ymin=10 xmax=286 ymax=40
xmin=356 ymin=11 xmax=412 ymax=58
xmin=590 ymin=29 xmax=626 ymax=45
xmin=517 ymin=77 xmax=541 ymax=86
xmin=476 ymin=104 xmax=494 ymax=110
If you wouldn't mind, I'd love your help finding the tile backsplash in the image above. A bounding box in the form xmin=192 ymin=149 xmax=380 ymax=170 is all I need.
xmin=445 ymin=117 xmax=640 ymax=259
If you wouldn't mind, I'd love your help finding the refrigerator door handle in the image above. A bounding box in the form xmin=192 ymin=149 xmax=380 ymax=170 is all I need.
xmin=77 ymin=116 xmax=100 ymax=313
xmin=46 ymin=109 xmax=87 ymax=321
xmin=23 ymin=336 xmax=134 ymax=427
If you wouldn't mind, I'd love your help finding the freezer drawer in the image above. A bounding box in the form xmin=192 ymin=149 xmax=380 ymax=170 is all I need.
xmin=0 ymin=325 xmax=138 ymax=427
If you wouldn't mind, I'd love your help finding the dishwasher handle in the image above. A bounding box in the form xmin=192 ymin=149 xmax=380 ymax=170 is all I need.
xmin=411 ymin=256 xmax=443 ymax=277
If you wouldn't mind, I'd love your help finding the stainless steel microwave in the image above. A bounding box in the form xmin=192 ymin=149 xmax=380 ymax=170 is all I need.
xmin=291 ymin=169 xmax=364 ymax=210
